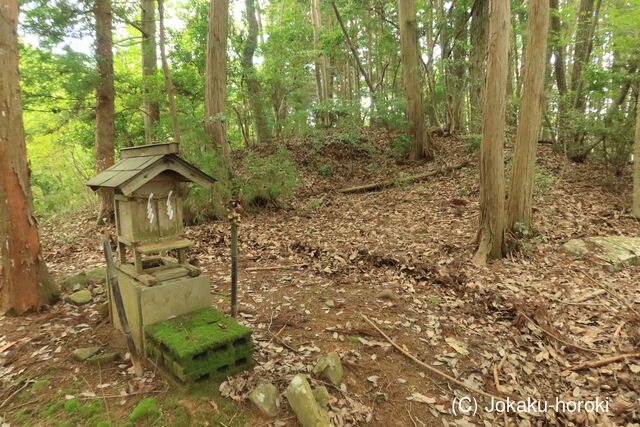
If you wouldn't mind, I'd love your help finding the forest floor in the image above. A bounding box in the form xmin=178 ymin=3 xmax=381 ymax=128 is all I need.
xmin=2 ymin=128 xmax=640 ymax=427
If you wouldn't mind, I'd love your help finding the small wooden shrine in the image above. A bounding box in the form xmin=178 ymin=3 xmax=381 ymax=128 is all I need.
xmin=86 ymin=143 xmax=216 ymax=352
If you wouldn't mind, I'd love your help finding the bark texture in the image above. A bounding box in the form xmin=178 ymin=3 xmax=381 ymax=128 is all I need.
xmin=157 ymin=0 xmax=180 ymax=143
xmin=469 ymin=0 xmax=488 ymax=133
xmin=473 ymin=0 xmax=510 ymax=265
xmin=398 ymin=0 xmax=433 ymax=160
xmin=634 ymin=91 xmax=640 ymax=218
xmin=0 ymin=0 xmax=57 ymax=314
xmin=242 ymin=0 xmax=271 ymax=143
xmin=507 ymin=0 xmax=550 ymax=230
xmin=204 ymin=0 xmax=231 ymax=166
xmin=94 ymin=0 xmax=116 ymax=224
xmin=311 ymin=0 xmax=331 ymax=126
xmin=141 ymin=0 xmax=159 ymax=144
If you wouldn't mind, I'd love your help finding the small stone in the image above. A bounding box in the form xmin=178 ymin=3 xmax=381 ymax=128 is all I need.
xmin=87 ymin=352 xmax=118 ymax=364
xmin=248 ymin=382 xmax=279 ymax=417
xmin=312 ymin=385 xmax=330 ymax=408
xmin=98 ymin=302 xmax=110 ymax=319
xmin=67 ymin=290 xmax=92 ymax=305
xmin=286 ymin=375 xmax=331 ymax=427
xmin=325 ymin=299 xmax=335 ymax=308
xmin=73 ymin=347 xmax=100 ymax=361
xmin=91 ymin=286 xmax=105 ymax=296
xmin=313 ymin=351 xmax=344 ymax=386
xmin=376 ymin=289 xmax=395 ymax=300
xmin=58 ymin=267 xmax=106 ymax=291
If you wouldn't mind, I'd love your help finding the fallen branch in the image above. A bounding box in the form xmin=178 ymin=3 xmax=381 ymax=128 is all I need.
xmin=520 ymin=312 xmax=607 ymax=354
xmin=338 ymin=162 xmax=469 ymax=194
xmin=581 ymin=272 xmax=640 ymax=318
xmin=572 ymin=289 xmax=607 ymax=303
xmin=245 ymin=263 xmax=307 ymax=272
xmin=362 ymin=314 xmax=506 ymax=402
xmin=569 ymin=352 xmax=640 ymax=371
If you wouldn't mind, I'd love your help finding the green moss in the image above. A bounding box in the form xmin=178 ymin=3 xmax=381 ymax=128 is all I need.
xmin=31 ymin=378 xmax=50 ymax=391
xmin=129 ymin=398 xmax=161 ymax=422
xmin=347 ymin=334 xmax=363 ymax=349
xmin=145 ymin=307 xmax=252 ymax=360
xmin=96 ymin=422 xmax=110 ymax=427
xmin=63 ymin=398 xmax=80 ymax=413
xmin=42 ymin=402 xmax=63 ymax=417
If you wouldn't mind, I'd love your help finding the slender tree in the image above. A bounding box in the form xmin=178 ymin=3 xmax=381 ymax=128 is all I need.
xmin=473 ymin=0 xmax=510 ymax=265
xmin=398 ymin=0 xmax=433 ymax=160
xmin=94 ymin=0 xmax=116 ymax=224
xmin=204 ymin=0 xmax=231 ymax=167
xmin=242 ymin=0 xmax=271 ymax=143
xmin=141 ymin=0 xmax=159 ymax=144
xmin=469 ymin=0 xmax=488 ymax=134
xmin=507 ymin=0 xmax=550 ymax=231
xmin=0 ymin=0 xmax=58 ymax=314
xmin=311 ymin=0 xmax=331 ymax=126
xmin=157 ymin=0 xmax=180 ymax=143
xmin=634 ymin=90 xmax=640 ymax=218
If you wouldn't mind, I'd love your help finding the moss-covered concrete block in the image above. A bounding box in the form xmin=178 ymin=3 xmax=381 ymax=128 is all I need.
xmin=145 ymin=307 xmax=253 ymax=382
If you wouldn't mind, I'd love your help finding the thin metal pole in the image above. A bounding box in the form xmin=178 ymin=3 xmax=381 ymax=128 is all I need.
xmin=230 ymin=219 xmax=238 ymax=318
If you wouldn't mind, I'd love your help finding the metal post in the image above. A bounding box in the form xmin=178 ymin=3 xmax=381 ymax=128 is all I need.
xmin=230 ymin=219 xmax=238 ymax=318
xmin=229 ymin=199 xmax=240 ymax=318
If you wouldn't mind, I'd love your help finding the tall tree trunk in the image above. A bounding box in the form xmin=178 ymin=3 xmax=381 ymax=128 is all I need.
xmin=633 ymin=90 xmax=640 ymax=218
xmin=204 ymin=0 xmax=231 ymax=167
xmin=332 ymin=2 xmax=375 ymax=94
xmin=311 ymin=0 xmax=331 ymax=126
xmin=469 ymin=0 xmax=488 ymax=134
xmin=550 ymin=0 xmax=569 ymax=150
xmin=0 ymin=0 xmax=57 ymax=314
xmin=141 ymin=0 xmax=159 ymax=144
xmin=94 ymin=0 xmax=115 ymax=225
xmin=444 ymin=3 xmax=467 ymax=133
xmin=398 ymin=0 xmax=434 ymax=161
xmin=473 ymin=0 xmax=510 ymax=265
xmin=157 ymin=0 xmax=180 ymax=143
xmin=242 ymin=0 xmax=271 ymax=143
xmin=506 ymin=0 xmax=550 ymax=231
xmin=568 ymin=0 xmax=601 ymax=157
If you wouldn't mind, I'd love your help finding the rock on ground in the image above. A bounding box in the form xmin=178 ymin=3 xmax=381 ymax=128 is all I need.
xmin=66 ymin=290 xmax=92 ymax=305
xmin=286 ymin=375 xmax=332 ymax=427
xmin=312 ymin=351 xmax=344 ymax=386
xmin=562 ymin=236 xmax=640 ymax=270
xmin=72 ymin=347 xmax=100 ymax=361
xmin=248 ymin=382 xmax=279 ymax=417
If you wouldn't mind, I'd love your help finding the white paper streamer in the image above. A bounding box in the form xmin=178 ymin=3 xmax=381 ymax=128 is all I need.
xmin=166 ymin=190 xmax=174 ymax=220
xmin=147 ymin=193 xmax=155 ymax=224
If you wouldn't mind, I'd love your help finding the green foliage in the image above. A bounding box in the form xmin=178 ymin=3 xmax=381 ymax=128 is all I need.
xmin=464 ymin=134 xmax=482 ymax=153
xmin=129 ymin=398 xmax=160 ymax=423
xmin=370 ymin=98 xmax=409 ymax=129
xmin=390 ymin=134 xmax=412 ymax=157
xmin=240 ymin=146 xmax=299 ymax=208
xmin=317 ymin=164 xmax=332 ymax=177
xmin=534 ymin=168 xmax=556 ymax=195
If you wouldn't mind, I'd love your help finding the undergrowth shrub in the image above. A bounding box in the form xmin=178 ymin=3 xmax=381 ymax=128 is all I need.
xmin=370 ymin=98 xmax=409 ymax=129
xmin=182 ymin=148 xmax=231 ymax=223
xmin=464 ymin=134 xmax=481 ymax=153
xmin=240 ymin=146 xmax=298 ymax=209
xmin=534 ymin=167 xmax=556 ymax=195
xmin=390 ymin=134 xmax=412 ymax=157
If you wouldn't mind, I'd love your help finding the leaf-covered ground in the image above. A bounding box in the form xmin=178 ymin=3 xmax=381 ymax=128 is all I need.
xmin=2 ymin=130 xmax=639 ymax=426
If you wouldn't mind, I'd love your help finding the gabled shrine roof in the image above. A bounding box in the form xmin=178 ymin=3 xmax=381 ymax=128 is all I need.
xmin=86 ymin=143 xmax=216 ymax=196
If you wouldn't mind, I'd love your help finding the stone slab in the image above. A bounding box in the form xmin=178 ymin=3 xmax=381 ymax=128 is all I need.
xmin=561 ymin=236 xmax=640 ymax=270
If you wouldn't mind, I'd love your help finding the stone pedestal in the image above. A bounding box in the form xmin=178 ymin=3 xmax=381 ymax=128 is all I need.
xmin=109 ymin=268 xmax=211 ymax=353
